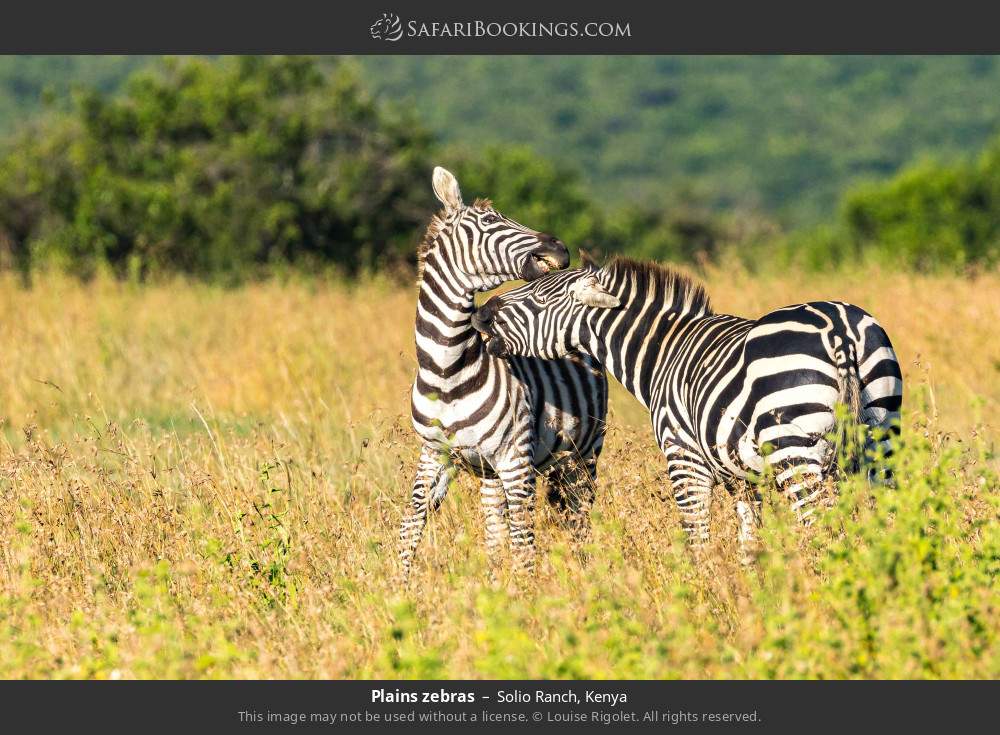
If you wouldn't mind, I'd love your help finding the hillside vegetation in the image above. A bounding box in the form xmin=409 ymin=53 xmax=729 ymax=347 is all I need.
xmin=0 ymin=56 xmax=148 ymax=132
xmin=5 ymin=56 xmax=1000 ymax=227
xmin=2 ymin=56 xmax=1000 ymax=278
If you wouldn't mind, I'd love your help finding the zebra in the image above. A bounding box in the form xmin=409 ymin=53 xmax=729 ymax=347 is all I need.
xmin=473 ymin=256 xmax=903 ymax=556
xmin=400 ymin=167 xmax=608 ymax=582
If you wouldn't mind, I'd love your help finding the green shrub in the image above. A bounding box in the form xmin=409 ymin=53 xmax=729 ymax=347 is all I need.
xmin=0 ymin=56 xmax=436 ymax=279
xmin=0 ymin=56 xmax=750 ymax=280
xmin=841 ymin=147 xmax=1000 ymax=269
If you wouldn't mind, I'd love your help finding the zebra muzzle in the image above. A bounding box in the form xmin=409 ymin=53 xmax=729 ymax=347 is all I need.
xmin=521 ymin=238 xmax=569 ymax=281
xmin=483 ymin=334 xmax=507 ymax=357
xmin=474 ymin=325 xmax=507 ymax=356
xmin=471 ymin=300 xmax=497 ymax=333
xmin=472 ymin=305 xmax=508 ymax=357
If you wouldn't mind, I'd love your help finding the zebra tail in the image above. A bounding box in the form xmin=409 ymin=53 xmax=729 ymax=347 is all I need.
xmin=833 ymin=343 xmax=865 ymax=472
xmin=429 ymin=464 xmax=455 ymax=511
xmin=839 ymin=363 xmax=863 ymax=424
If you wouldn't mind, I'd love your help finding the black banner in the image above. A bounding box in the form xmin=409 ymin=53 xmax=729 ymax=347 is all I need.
xmin=1 ymin=0 xmax=998 ymax=53
xmin=1 ymin=680 xmax=996 ymax=733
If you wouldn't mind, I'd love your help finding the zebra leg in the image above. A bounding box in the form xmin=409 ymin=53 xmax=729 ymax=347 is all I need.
xmin=664 ymin=447 xmax=715 ymax=550
xmin=856 ymin=319 xmax=903 ymax=486
xmin=479 ymin=476 xmax=508 ymax=572
xmin=733 ymin=483 xmax=762 ymax=565
xmin=774 ymin=459 xmax=827 ymax=524
xmin=861 ymin=417 xmax=900 ymax=486
xmin=398 ymin=445 xmax=446 ymax=584
xmin=547 ymin=455 xmax=598 ymax=545
xmin=864 ymin=431 xmax=897 ymax=486
xmin=429 ymin=462 xmax=457 ymax=511
xmin=498 ymin=460 xmax=538 ymax=576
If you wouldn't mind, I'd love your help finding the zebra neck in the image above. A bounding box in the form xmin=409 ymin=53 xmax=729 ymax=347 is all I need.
xmin=584 ymin=296 xmax=697 ymax=410
xmin=413 ymin=257 xmax=483 ymax=381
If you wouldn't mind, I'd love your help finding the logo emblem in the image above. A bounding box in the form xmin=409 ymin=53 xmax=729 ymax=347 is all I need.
xmin=370 ymin=12 xmax=403 ymax=41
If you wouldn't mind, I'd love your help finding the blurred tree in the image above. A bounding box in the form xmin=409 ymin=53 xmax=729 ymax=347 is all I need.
xmin=8 ymin=56 xmax=1000 ymax=231
xmin=0 ymin=56 xmax=436 ymax=279
xmin=842 ymin=143 xmax=1000 ymax=269
xmin=8 ymin=55 xmax=996 ymax=278
xmin=359 ymin=56 xmax=1000 ymax=225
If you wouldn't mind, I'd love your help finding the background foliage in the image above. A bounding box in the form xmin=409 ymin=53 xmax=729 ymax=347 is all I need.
xmin=359 ymin=56 xmax=1000 ymax=222
xmin=2 ymin=55 xmax=1000 ymax=278
xmin=6 ymin=56 xmax=1000 ymax=223
xmin=0 ymin=57 xmax=436 ymax=279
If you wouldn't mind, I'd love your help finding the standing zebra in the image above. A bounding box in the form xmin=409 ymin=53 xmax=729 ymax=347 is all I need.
xmin=474 ymin=257 xmax=903 ymax=554
xmin=400 ymin=167 xmax=608 ymax=582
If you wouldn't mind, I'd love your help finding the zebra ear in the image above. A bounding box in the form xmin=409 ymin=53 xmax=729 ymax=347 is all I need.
xmin=570 ymin=276 xmax=620 ymax=309
xmin=432 ymin=166 xmax=464 ymax=214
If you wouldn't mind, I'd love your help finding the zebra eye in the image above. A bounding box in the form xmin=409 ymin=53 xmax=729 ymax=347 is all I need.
xmin=482 ymin=214 xmax=500 ymax=225
xmin=535 ymin=294 xmax=548 ymax=305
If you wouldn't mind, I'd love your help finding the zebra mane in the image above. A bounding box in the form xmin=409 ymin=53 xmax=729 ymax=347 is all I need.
xmin=605 ymin=257 xmax=713 ymax=316
xmin=416 ymin=213 xmax=446 ymax=281
xmin=415 ymin=198 xmax=494 ymax=282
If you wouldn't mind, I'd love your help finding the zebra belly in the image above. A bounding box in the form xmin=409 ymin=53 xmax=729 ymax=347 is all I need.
xmin=531 ymin=400 xmax=585 ymax=471
xmin=412 ymin=414 xmax=504 ymax=461
xmin=410 ymin=378 xmax=534 ymax=479
xmin=456 ymin=447 xmax=494 ymax=476
xmin=511 ymin=353 xmax=607 ymax=473
xmin=411 ymin=431 xmax=547 ymax=480
xmin=410 ymin=351 xmax=606 ymax=478
xmin=708 ymin=398 xmax=838 ymax=480
xmin=411 ymin=419 xmax=499 ymax=477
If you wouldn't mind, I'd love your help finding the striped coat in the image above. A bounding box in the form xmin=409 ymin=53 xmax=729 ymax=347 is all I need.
xmin=474 ymin=257 xmax=902 ymax=554
xmin=399 ymin=168 xmax=607 ymax=581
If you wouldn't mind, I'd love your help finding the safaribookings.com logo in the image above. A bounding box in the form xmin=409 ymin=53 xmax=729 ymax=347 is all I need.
xmin=370 ymin=13 xmax=404 ymax=41
xmin=369 ymin=13 xmax=631 ymax=42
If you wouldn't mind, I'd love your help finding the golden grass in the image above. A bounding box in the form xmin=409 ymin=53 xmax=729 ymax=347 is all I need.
xmin=0 ymin=267 xmax=996 ymax=679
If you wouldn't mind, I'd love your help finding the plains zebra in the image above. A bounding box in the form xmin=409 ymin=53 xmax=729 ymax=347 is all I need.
xmin=400 ymin=167 xmax=608 ymax=581
xmin=474 ymin=257 xmax=903 ymax=553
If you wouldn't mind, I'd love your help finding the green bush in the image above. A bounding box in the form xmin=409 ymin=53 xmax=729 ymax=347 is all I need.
xmin=840 ymin=145 xmax=1000 ymax=269
xmin=9 ymin=54 xmax=999 ymax=279
xmin=757 ymin=136 xmax=1000 ymax=272
xmin=0 ymin=56 xmax=754 ymax=280
xmin=0 ymin=56 xmax=437 ymax=279
xmin=601 ymin=204 xmax=724 ymax=265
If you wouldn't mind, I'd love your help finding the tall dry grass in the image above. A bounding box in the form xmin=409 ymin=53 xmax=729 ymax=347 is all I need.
xmin=0 ymin=267 xmax=996 ymax=678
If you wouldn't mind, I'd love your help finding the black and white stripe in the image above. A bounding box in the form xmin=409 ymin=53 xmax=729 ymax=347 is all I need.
xmin=475 ymin=257 xmax=903 ymax=554
xmin=399 ymin=168 xmax=608 ymax=581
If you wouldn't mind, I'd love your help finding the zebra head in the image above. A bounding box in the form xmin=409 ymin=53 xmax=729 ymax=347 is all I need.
xmin=473 ymin=264 xmax=621 ymax=359
xmin=419 ymin=166 xmax=570 ymax=290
